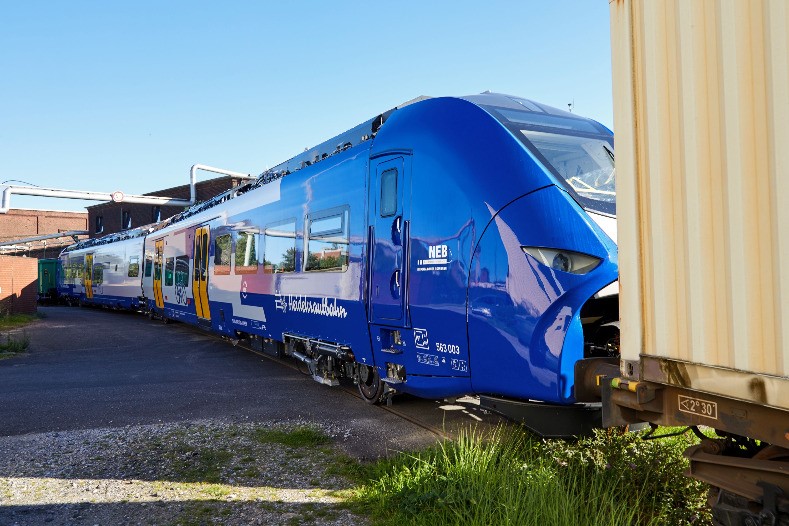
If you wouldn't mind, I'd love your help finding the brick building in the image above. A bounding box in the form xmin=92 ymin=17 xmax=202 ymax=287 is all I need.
xmin=0 ymin=255 xmax=38 ymax=314
xmin=87 ymin=176 xmax=245 ymax=238
xmin=0 ymin=209 xmax=89 ymax=259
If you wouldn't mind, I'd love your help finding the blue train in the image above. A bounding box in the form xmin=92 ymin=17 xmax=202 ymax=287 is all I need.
xmin=58 ymin=93 xmax=618 ymax=421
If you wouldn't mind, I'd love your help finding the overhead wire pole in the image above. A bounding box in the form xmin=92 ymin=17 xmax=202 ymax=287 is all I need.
xmin=0 ymin=164 xmax=255 ymax=214
xmin=0 ymin=230 xmax=91 ymax=255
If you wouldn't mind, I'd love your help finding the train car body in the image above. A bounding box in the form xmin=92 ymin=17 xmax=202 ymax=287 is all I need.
xmin=604 ymin=1 xmax=789 ymax=523
xmin=37 ymin=258 xmax=58 ymax=302
xmin=60 ymin=93 xmax=619 ymax=424
xmin=59 ymin=230 xmax=146 ymax=309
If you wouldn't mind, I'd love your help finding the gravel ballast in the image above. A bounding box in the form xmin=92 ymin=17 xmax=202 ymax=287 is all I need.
xmin=0 ymin=419 xmax=367 ymax=526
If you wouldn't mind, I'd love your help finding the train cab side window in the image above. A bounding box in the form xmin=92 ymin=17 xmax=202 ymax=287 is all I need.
xmin=144 ymin=255 xmax=153 ymax=277
xmin=164 ymin=257 xmax=174 ymax=286
xmin=305 ymin=207 xmax=349 ymax=272
xmin=380 ymin=169 xmax=397 ymax=217
xmin=264 ymin=220 xmax=296 ymax=273
xmin=235 ymin=232 xmax=258 ymax=274
xmin=214 ymin=234 xmax=232 ymax=275
xmin=128 ymin=256 xmax=140 ymax=277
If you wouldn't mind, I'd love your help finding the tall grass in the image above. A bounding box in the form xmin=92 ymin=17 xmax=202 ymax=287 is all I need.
xmin=348 ymin=426 xmax=710 ymax=526
xmin=0 ymin=311 xmax=34 ymax=357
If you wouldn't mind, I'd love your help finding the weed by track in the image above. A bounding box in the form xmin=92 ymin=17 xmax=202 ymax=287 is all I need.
xmin=342 ymin=426 xmax=711 ymax=526
xmin=0 ymin=312 xmax=38 ymax=359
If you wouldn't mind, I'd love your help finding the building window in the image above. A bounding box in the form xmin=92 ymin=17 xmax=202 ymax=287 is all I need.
xmin=95 ymin=216 xmax=104 ymax=234
xmin=152 ymin=206 xmax=161 ymax=223
xmin=305 ymin=207 xmax=349 ymax=272
xmin=122 ymin=210 xmax=132 ymax=230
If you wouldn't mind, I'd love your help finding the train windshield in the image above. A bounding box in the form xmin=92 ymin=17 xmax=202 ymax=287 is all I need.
xmin=520 ymin=130 xmax=615 ymax=215
xmin=480 ymin=104 xmax=616 ymax=216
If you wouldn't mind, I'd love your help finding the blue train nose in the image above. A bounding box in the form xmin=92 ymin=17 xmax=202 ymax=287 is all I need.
xmin=468 ymin=185 xmax=618 ymax=403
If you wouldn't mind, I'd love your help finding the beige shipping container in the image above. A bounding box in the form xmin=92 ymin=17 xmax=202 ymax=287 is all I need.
xmin=610 ymin=0 xmax=789 ymax=415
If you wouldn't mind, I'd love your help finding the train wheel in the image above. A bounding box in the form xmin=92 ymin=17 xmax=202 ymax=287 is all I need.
xmin=357 ymin=365 xmax=385 ymax=404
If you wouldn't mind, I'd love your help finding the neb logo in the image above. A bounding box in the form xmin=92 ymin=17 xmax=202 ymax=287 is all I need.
xmin=428 ymin=245 xmax=448 ymax=259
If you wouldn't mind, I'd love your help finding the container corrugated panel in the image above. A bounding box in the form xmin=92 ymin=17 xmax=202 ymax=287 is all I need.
xmin=611 ymin=0 xmax=789 ymax=406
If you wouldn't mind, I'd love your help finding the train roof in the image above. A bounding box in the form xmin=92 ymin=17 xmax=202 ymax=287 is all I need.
xmin=63 ymin=223 xmax=153 ymax=253
xmin=63 ymin=92 xmax=608 ymax=251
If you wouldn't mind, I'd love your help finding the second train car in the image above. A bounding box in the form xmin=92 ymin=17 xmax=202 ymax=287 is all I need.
xmin=59 ymin=93 xmax=619 ymax=417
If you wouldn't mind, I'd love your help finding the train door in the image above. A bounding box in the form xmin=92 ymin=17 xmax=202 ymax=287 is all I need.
xmin=368 ymin=156 xmax=410 ymax=325
xmin=153 ymin=239 xmax=165 ymax=309
xmin=84 ymin=253 xmax=94 ymax=299
xmin=192 ymin=226 xmax=211 ymax=322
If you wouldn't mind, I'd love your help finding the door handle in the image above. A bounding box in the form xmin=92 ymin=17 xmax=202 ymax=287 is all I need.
xmin=392 ymin=216 xmax=402 ymax=245
xmin=390 ymin=269 xmax=401 ymax=299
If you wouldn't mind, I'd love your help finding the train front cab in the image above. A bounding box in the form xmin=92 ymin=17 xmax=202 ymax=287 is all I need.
xmin=369 ymin=94 xmax=619 ymax=434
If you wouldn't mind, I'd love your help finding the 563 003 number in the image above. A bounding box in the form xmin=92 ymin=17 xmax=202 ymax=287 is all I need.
xmin=436 ymin=342 xmax=461 ymax=354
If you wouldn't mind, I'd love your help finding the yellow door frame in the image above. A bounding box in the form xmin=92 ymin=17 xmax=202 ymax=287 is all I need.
xmin=193 ymin=226 xmax=211 ymax=321
xmin=153 ymin=239 xmax=164 ymax=309
xmin=84 ymin=253 xmax=94 ymax=299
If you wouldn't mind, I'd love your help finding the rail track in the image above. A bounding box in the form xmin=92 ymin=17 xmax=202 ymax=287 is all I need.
xmin=227 ymin=336 xmax=454 ymax=440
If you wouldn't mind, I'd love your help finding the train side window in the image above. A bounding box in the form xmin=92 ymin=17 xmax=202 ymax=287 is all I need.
xmin=144 ymin=255 xmax=153 ymax=277
xmin=164 ymin=257 xmax=174 ymax=286
xmin=264 ymin=220 xmax=296 ymax=273
xmin=306 ymin=207 xmax=349 ymax=272
xmin=70 ymin=258 xmax=83 ymax=284
xmin=93 ymin=265 xmax=103 ymax=284
xmin=235 ymin=232 xmax=258 ymax=274
xmin=214 ymin=234 xmax=232 ymax=275
xmin=174 ymin=256 xmax=189 ymax=286
xmin=154 ymin=256 xmax=161 ymax=281
xmin=380 ymin=169 xmax=397 ymax=217
xmin=128 ymin=256 xmax=140 ymax=277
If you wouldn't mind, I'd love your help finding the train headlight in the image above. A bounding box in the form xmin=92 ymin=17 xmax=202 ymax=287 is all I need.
xmin=521 ymin=246 xmax=602 ymax=275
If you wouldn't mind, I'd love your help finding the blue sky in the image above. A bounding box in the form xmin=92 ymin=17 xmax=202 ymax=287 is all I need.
xmin=0 ymin=1 xmax=612 ymax=212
